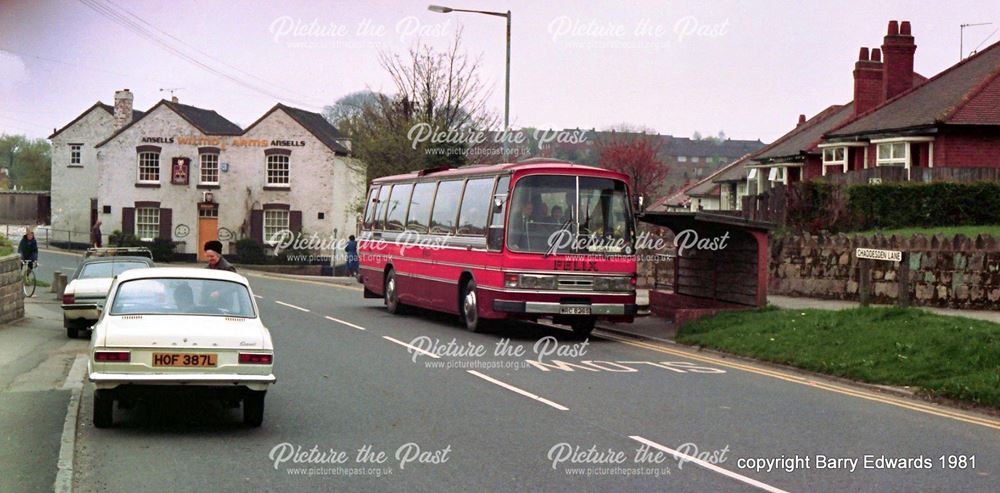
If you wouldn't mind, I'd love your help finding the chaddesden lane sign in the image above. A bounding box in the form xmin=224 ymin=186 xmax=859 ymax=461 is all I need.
xmin=855 ymin=248 xmax=902 ymax=262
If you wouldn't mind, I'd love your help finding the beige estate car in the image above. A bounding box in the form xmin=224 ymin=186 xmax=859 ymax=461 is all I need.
xmin=88 ymin=268 xmax=276 ymax=428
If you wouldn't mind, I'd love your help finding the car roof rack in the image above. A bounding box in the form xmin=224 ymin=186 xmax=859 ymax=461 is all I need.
xmin=85 ymin=247 xmax=154 ymax=259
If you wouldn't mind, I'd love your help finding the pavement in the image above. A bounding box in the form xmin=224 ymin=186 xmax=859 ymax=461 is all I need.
xmin=2 ymin=250 xmax=998 ymax=492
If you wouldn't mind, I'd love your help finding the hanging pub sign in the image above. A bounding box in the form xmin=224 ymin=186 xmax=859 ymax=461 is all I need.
xmin=171 ymin=157 xmax=190 ymax=185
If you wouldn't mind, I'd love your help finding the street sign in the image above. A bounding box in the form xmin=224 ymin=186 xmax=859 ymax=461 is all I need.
xmin=855 ymin=248 xmax=902 ymax=262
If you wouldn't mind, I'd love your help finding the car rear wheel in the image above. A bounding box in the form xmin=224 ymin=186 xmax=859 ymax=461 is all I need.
xmin=243 ymin=391 xmax=265 ymax=427
xmin=570 ymin=318 xmax=596 ymax=338
xmin=93 ymin=390 xmax=114 ymax=428
xmin=384 ymin=270 xmax=406 ymax=315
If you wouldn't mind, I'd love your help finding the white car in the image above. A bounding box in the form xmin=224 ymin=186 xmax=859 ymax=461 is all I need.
xmin=63 ymin=251 xmax=155 ymax=338
xmin=88 ymin=268 xmax=276 ymax=428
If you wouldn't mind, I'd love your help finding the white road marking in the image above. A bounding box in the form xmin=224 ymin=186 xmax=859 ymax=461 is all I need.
xmin=628 ymin=435 xmax=791 ymax=493
xmin=275 ymin=300 xmax=309 ymax=312
xmin=466 ymin=370 xmax=569 ymax=411
xmin=382 ymin=336 xmax=440 ymax=359
xmin=325 ymin=315 xmax=366 ymax=331
xmin=253 ymin=294 xmax=263 ymax=299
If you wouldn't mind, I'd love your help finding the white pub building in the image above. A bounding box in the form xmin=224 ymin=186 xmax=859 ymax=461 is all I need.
xmin=49 ymin=89 xmax=365 ymax=261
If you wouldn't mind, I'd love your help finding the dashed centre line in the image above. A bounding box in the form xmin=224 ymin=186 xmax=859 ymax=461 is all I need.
xmin=629 ymin=435 xmax=791 ymax=493
xmin=382 ymin=336 xmax=440 ymax=359
xmin=324 ymin=315 xmax=367 ymax=331
xmin=466 ymin=370 xmax=569 ymax=411
xmin=274 ymin=300 xmax=309 ymax=312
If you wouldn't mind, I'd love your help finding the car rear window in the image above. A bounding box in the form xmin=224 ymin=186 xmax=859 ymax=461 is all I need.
xmin=79 ymin=261 xmax=149 ymax=279
xmin=109 ymin=278 xmax=256 ymax=318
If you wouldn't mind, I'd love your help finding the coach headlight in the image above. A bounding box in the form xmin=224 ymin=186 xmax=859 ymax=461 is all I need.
xmin=594 ymin=276 xmax=634 ymax=292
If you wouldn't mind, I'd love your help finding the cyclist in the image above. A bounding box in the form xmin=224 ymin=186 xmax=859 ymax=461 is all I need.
xmin=18 ymin=229 xmax=38 ymax=270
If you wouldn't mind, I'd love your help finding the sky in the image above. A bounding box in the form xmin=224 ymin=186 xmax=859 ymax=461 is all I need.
xmin=0 ymin=0 xmax=997 ymax=143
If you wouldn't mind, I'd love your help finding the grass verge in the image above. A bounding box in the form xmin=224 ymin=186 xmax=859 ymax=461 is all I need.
xmin=853 ymin=225 xmax=1000 ymax=238
xmin=676 ymin=306 xmax=1000 ymax=408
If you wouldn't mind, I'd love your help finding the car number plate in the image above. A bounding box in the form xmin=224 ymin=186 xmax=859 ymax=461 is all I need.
xmin=560 ymin=306 xmax=591 ymax=315
xmin=152 ymin=353 xmax=218 ymax=367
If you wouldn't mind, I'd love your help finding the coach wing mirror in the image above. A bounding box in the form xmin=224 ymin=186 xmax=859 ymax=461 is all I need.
xmin=493 ymin=197 xmax=504 ymax=213
xmin=636 ymin=194 xmax=646 ymax=212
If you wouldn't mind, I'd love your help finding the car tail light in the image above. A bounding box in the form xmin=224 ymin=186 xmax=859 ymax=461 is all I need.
xmin=239 ymin=353 xmax=273 ymax=364
xmin=94 ymin=351 xmax=130 ymax=362
xmin=62 ymin=293 xmax=75 ymax=304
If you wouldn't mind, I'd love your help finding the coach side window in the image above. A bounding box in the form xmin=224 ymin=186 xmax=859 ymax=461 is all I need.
xmin=385 ymin=183 xmax=413 ymax=232
xmin=372 ymin=185 xmax=390 ymax=230
xmin=406 ymin=182 xmax=436 ymax=233
xmin=362 ymin=186 xmax=380 ymax=230
xmin=430 ymin=180 xmax=463 ymax=234
xmin=457 ymin=178 xmax=494 ymax=236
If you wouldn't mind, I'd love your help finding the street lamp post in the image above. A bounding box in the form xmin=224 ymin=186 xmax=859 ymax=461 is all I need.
xmin=428 ymin=5 xmax=511 ymax=154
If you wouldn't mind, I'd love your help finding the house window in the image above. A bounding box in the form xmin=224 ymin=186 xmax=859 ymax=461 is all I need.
xmin=200 ymin=153 xmax=219 ymax=184
xmin=137 ymin=152 xmax=160 ymax=182
xmin=692 ymin=156 xmax=700 ymax=163
xmin=264 ymin=209 xmax=289 ymax=244
xmin=677 ymin=156 xmax=688 ymax=162
xmin=822 ymin=147 xmax=847 ymax=174
xmin=135 ymin=207 xmax=159 ymax=241
xmin=876 ymin=143 xmax=906 ymax=166
xmin=266 ymin=155 xmax=290 ymax=185
xmin=70 ymin=144 xmax=82 ymax=165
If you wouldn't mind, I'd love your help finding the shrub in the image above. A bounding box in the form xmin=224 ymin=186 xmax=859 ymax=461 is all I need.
xmin=235 ymin=238 xmax=267 ymax=264
xmin=846 ymin=182 xmax=1000 ymax=231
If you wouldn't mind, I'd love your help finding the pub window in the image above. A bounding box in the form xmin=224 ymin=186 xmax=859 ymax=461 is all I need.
xmin=429 ymin=180 xmax=463 ymax=234
xmin=264 ymin=210 xmax=289 ymax=244
xmin=135 ymin=207 xmax=160 ymax=241
xmin=384 ymin=183 xmax=413 ymax=232
xmin=137 ymin=151 xmax=160 ymax=182
xmin=457 ymin=178 xmax=494 ymax=236
xmin=876 ymin=143 xmax=906 ymax=166
xmin=70 ymin=144 xmax=82 ymax=165
xmin=406 ymin=182 xmax=437 ymax=233
xmin=200 ymin=153 xmax=220 ymax=184
xmin=266 ymin=154 xmax=290 ymax=185
xmin=372 ymin=185 xmax=390 ymax=230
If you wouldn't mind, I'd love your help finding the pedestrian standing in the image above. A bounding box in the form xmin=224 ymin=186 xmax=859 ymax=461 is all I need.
xmin=345 ymin=235 xmax=359 ymax=277
xmin=204 ymin=240 xmax=237 ymax=272
xmin=91 ymin=220 xmax=103 ymax=248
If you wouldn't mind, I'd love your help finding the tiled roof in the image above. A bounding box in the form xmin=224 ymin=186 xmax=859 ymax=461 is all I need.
xmin=97 ymin=103 xmax=144 ymax=122
xmin=712 ymin=154 xmax=755 ymax=182
xmin=273 ymin=104 xmax=351 ymax=155
xmin=753 ymin=104 xmax=854 ymax=161
xmin=829 ymin=39 xmax=1000 ymax=137
xmin=48 ymin=102 xmax=145 ymax=139
xmin=162 ymin=100 xmax=242 ymax=136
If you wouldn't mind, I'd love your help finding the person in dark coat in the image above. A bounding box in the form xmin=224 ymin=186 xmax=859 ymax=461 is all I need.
xmin=91 ymin=220 xmax=103 ymax=248
xmin=345 ymin=235 xmax=359 ymax=277
xmin=204 ymin=240 xmax=236 ymax=272
xmin=18 ymin=229 xmax=38 ymax=269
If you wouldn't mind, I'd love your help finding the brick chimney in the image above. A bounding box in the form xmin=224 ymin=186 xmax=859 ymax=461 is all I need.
xmin=797 ymin=114 xmax=806 ymax=126
xmin=113 ymin=89 xmax=134 ymax=130
xmin=882 ymin=20 xmax=916 ymax=101
xmin=854 ymin=47 xmax=884 ymax=116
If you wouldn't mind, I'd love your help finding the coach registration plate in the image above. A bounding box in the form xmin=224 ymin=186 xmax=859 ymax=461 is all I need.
xmin=152 ymin=353 xmax=218 ymax=367
xmin=560 ymin=306 xmax=591 ymax=315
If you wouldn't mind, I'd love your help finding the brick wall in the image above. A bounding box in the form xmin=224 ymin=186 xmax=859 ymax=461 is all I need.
xmin=0 ymin=254 xmax=25 ymax=324
xmin=771 ymin=232 xmax=1000 ymax=309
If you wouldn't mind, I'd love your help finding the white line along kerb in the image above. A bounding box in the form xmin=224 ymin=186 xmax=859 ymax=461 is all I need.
xmin=466 ymin=370 xmax=569 ymax=411
xmin=275 ymin=300 xmax=310 ymax=312
xmin=628 ymin=436 xmax=791 ymax=493
xmin=325 ymin=316 xmax=367 ymax=331
xmin=382 ymin=336 xmax=440 ymax=359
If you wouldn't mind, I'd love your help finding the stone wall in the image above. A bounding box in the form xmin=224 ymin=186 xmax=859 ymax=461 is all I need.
xmin=0 ymin=254 xmax=25 ymax=324
xmin=770 ymin=233 xmax=1000 ymax=309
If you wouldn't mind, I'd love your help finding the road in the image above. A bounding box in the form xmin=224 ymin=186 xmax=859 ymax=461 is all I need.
xmin=2 ymin=250 xmax=998 ymax=492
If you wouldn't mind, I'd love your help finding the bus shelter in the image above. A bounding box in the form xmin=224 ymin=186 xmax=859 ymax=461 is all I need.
xmin=637 ymin=211 xmax=773 ymax=326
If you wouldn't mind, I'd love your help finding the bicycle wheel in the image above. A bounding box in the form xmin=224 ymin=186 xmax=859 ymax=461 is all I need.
xmin=23 ymin=269 xmax=35 ymax=297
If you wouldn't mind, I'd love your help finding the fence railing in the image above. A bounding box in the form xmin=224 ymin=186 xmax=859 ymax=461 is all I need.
xmin=3 ymin=225 xmax=108 ymax=251
xmin=821 ymin=166 xmax=1000 ymax=185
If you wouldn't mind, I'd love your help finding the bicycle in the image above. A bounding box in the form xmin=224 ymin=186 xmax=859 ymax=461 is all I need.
xmin=21 ymin=260 xmax=36 ymax=297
